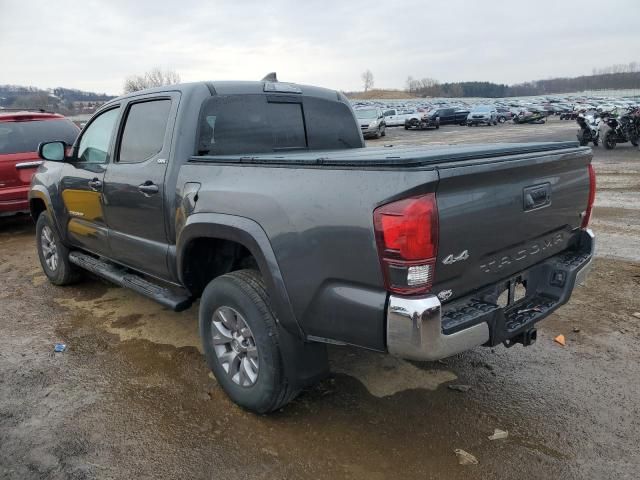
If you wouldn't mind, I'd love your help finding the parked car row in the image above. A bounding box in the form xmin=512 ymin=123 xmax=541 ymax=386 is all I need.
xmin=352 ymin=91 xmax=640 ymax=133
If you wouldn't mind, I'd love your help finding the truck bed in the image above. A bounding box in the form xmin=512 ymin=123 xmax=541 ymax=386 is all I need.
xmin=181 ymin=140 xmax=592 ymax=350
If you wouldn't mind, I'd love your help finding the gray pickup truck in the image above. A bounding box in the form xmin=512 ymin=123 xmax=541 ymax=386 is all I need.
xmin=29 ymin=80 xmax=595 ymax=413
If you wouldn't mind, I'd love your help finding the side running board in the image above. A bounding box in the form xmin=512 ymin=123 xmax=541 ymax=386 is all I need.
xmin=68 ymin=251 xmax=192 ymax=312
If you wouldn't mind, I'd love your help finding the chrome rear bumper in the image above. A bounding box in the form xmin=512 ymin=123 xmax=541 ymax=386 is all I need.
xmin=386 ymin=295 xmax=489 ymax=361
xmin=386 ymin=229 xmax=594 ymax=361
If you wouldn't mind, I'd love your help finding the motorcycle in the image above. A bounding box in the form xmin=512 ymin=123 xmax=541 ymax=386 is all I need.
xmin=576 ymin=112 xmax=600 ymax=147
xmin=602 ymin=109 xmax=640 ymax=150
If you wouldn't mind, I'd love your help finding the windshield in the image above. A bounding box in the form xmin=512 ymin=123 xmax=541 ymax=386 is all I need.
xmin=472 ymin=105 xmax=492 ymax=112
xmin=355 ymin=109 xmax=378 ymax=119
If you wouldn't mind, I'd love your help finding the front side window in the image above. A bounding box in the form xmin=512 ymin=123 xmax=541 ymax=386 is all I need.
xmin=77 ymin=108 xmax=120 ymax=163
xmin=118 ymin=99 xmax=172 ymax=163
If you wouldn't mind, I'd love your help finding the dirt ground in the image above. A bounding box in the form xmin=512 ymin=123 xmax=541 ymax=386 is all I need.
xmin=1 ymin=117 xmax=639 ymax=479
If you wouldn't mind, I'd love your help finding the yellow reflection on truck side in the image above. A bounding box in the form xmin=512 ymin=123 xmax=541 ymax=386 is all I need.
xmin=62 ymin=189 xmax=102 ymax=238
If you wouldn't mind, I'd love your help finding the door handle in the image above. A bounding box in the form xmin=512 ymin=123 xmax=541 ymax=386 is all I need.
xmin=138 ymin=181 xmax=159 ymax=196
xmin=88 ymin=178 xmax=102 ymax=191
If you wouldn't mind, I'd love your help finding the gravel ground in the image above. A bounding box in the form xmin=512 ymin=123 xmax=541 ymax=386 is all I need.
xmin=1 ymin=117 xmax=639 ymax=479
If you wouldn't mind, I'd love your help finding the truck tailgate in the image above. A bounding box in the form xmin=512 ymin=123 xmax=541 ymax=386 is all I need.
xmin=433 ymin=147 xmax=592 ymax=301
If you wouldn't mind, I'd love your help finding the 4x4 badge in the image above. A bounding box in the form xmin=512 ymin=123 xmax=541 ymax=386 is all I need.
xmin=437 ymin=289 xmax=453 ymax=302
xmin=442 ymin=250 xmax=469 ymax=265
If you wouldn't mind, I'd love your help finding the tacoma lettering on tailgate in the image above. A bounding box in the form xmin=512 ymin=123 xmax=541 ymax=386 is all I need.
xmin=479 ymin=233 xmax=564 ymax=274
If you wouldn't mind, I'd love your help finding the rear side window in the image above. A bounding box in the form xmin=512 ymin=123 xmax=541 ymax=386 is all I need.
xmin=118 ymin=99 xmax=171 ymax=163
xmin=197 ymin=94 xmax=362 ymax=156
xmin=0 ymin=119 xmax=79 ymax=155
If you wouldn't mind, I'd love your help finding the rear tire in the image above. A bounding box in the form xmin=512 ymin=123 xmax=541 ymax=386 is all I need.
xmin=381 ymin=126 xmax=386 ymax=137
xmin=199 ymin=270 xmax=299 ymax=414
xmin=35 ymin=212 xmax=81 ymax=286
xmin=604 ymin=130 xmax=616 ymax=150
xmin=577 ymin=130 xmax=589 ymax=146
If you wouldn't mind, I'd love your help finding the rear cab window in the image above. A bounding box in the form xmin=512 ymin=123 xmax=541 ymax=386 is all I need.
xmin=0 ymin=119 xmax=79 ymax=155
xmin=196 ymin=94 xmax=362 ymax=156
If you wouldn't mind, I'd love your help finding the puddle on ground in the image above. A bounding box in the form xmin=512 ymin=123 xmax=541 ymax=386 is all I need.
xmin=55 ymin=286 xmax=201 ymax=351
xmin=329 ymin=347 xmax=456 ymax=397
xmin=55 ymin=283 xmax=457 ymax=398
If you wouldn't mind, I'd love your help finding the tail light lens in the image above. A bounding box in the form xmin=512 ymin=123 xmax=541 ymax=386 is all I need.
xmin=373 ymin=193 xmax=439 ymax=295
xmin=581 ymin=164 xmax=596 ymax=229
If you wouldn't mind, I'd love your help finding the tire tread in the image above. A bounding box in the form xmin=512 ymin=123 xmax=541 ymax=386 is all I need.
xmin=213 ymin=269 xmax=299 ymax=412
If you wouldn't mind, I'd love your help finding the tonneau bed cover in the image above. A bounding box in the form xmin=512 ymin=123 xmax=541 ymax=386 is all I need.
xmin=189 ymin=142 xmax=586 ymax=168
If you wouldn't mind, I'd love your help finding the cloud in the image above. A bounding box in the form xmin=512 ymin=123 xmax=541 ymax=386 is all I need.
xmin=1 ymin=0 xmax=639 ymax=94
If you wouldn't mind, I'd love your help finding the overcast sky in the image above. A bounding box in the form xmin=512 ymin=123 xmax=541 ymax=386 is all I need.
xmin=1 ymin=0 xmax=639 ymax=95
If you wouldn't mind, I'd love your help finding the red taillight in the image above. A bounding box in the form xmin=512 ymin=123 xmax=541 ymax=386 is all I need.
xmin=374 ymin=194 xmax=439 ymax=295
xmin=581 ymin=164 xmax=596 ymax=229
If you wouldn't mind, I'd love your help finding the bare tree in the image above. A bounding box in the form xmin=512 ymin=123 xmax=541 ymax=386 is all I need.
xmin=361 ymin=70 xmax=374 ymax=92
xmin=405 ymin=76 xmax=416 ymax=93
xmin=123 ymin=68 xmax=181 ymax=94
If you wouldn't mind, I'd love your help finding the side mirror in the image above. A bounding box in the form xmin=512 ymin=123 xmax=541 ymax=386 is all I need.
xmin=38 ymin=141 xmax=66 ymax=161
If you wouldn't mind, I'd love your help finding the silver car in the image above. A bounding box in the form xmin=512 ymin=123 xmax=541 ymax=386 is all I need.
xmin=355 ymin=108 xmax=386 ymax=138
xmin=467 ymin=105 xmax=498 ymax=126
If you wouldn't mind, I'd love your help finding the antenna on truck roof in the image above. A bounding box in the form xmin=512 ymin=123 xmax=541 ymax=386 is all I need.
xmin=261 ymin=72 xmax=278 ymax=82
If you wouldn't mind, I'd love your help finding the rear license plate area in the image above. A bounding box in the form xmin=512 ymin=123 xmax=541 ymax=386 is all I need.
xmin=496 ymin=277 xmax=527 ymax=308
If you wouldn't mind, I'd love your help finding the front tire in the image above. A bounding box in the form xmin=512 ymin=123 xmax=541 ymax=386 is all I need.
xmin=199 ymin=270 xmax=298 ymax=413
xmin=36 ymin=212 xmax=81 ymax=286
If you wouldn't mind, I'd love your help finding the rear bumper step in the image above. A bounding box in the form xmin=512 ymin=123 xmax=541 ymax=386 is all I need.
xmin=68 ymin=251 xmax=192 ymax=312
xmin=386 ymin=229 xmax=594 ymax=361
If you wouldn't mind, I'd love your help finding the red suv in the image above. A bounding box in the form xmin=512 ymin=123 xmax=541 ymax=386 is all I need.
xmin=0 ymin=111 xmax=79 ymax=216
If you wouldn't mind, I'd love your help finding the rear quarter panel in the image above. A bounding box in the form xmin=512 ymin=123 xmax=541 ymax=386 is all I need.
xmin=178 ymin=163 xmax=439 ymax=350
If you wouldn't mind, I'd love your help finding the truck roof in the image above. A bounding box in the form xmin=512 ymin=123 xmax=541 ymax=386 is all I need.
xmin=104 ymin=81 xmax=342 ymax=107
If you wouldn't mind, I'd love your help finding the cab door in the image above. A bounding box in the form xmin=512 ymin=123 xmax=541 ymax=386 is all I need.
xmin=383 ymin=109 xmax=396 ymax=126
xmin=102 ymin=94 xmax=178 ymax=280
xmin=60 ymin=107 xmax=120 ymax=255
xmin=441 ymin=108 xmax=455 ymax=124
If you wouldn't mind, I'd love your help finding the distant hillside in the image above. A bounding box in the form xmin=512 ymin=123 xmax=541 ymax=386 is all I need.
xmin=404 ymin=72 xmax=640 ymax=98
xmin=347 ymin=70 xmax=640 ymax=99
xmin=509 ymin=72 xmax=640 ymax=96
xmin=0 ymin=84 xmax=115 ymax=114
